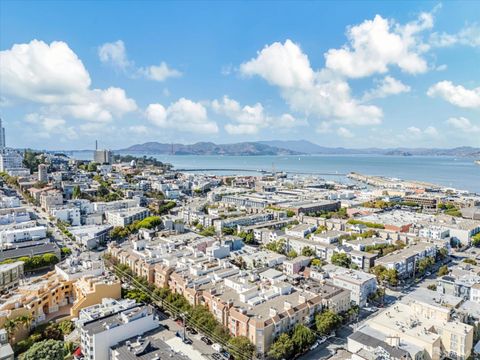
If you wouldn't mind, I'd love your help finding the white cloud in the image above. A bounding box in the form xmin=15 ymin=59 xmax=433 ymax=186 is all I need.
xmin=212 ymin=95 xmax=301 ymax=135
xmin=0 ymin=39 xmax=91 ymax=104
xmin=224 ymin=124 xmax=259 ymax=135
xmin=129 ymin=125 xmax=149 ymax=135
xmin=337 ymin=127 xmax=354 ymax=138
xmin=139 ymin=62 xmax=182 ymax=82
xmin=324 ymin=13 xmax=432 ymax=78
xmin=427 ymin=81 xmax=480 ymax=109
xmin=430 ymin=24 xmax=480 ymax=48
xmin=240 ymin=40 xmax=382 ymax=127
xmin=98 ymin=40 xmax=131 ymax=70
xmin=240 ymin=39 xmax=314 ymax=89
xmin=446 ymin=117 xmax=480 ymax=133
xmin=0 ymin=40 xmax=137 ymax=123
xmin=24 ymin=113 xmax=78 ymax=140
xmin=146 ymin=98 xmax=218 ymax=134
xmin=406 ymin=125 xmax=438 ymax=138
xmin=363 ymin=76 xmax=411 ymax=101
xmin=99 ymin=40 xmax=182 ymax=82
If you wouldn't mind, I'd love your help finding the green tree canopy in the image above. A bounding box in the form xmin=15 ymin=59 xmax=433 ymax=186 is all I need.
xmin=227 ymin=336 xmax=255 ymax=360
xmin=22 ymin=339 xmax=66 ymax=360
xmin=315 ymin=310 xmax=342 ymax=335
xmin=331 ymin=252 xmax=351 ymax=268
xmin=291 ymin=324 xmax=316 ymax=352
xmin=268 ymin=333 xmax=294 ymax=360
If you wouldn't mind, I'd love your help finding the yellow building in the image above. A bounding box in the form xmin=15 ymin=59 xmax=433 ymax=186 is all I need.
xmin=70 ymin=275 xmax=121 ymax=318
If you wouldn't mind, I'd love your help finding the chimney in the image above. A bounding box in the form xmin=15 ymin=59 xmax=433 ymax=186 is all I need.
xmin=284 ymin=301 xmax=292 ymax=311
xmin=269 ymin=307 xmax=277 ymax=317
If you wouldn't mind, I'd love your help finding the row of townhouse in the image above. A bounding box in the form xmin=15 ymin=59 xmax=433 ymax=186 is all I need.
xmin=107 ymin=243 xmax=352 ymax=355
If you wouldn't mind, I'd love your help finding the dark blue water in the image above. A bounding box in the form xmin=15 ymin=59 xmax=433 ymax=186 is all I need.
xmin=71 ymin=152 xmax=479 ymax=193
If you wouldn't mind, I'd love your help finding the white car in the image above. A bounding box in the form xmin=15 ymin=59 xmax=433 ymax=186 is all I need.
xmin=309 ymin=341 xmax=319 ymax=351
xmin=212 ymin=343 xmax=223 ymax=352
xmin=318 ymin=336 xmax=327 ymax=344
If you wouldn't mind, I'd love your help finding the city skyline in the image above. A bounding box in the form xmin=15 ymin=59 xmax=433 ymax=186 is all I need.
xmin=1 ymin=1 xmax=480 ymax=150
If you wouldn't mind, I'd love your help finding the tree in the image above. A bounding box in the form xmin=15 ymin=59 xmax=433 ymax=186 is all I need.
xmin=3 ymin=319 xmax=17 ymax=339
xmin=227 ymin=336 xmax=255 ymax=359
xmin=472 ymin=233 xmax=480 ymax=247
xmin=437 ymin=265 xmax=449 ymax=276
xmin=23 ymin=339 xmax=66 ymax=360
xmin=301 ymin=246 xmax=315 ymax=257
xmin=87 ymin=162 xmax=98 ymax=172
xmin=427 ymin=284 xmax=437 ymax=291
xmin=16 ymin=314 xmax=32 ymax=332
xmin=331 ymin=252 xmax=351 ymax=268
xmin=291 ymin=324 xmax=316 ymax=353
xmin=222 ymin=227 xmax=236 ymax=235
xmin=287 ymin=249 xmax=298 ymax=259
xmin=311 ymin=258 xmax=323 ymax=267
xmin=199 ymin=226 xmax=216 ymax=237
xmin=315 ymin=310 xmax=342 ymax=335
xmin=268 ymin=333 xmax=294 ymax=360
xmin=438 ymin=247 xmax=449 ymax=260
xmin=72 ymin=185 xmax=81 ymax=199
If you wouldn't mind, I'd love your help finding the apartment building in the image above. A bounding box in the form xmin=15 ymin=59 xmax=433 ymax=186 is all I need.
xmin=0 ymin=262 xmax=24 ymax=293
xmin=0 ymin=225 xmax=47 ymax=245
xmin=40 ymin=190 xmax=63 ymax=211
xmin=349 ymin=289 xmax=474 ymax=360
xmin=324 ymin=265 xmax=377 ymax=307
xmin=50 ymin=206 xmax=81 ymax=226
xmin=213 ymin=212 xmax=274 ymax=232
xmin=80 ymin=305 xmax=158 ymax=360
xmin=279 ymin=200 xmax=341 ymax=215
xmin=374 ymin=242 xmax=438 ymax=278
xmin=105 ymin=207 xmax=150 ymax=227
xmin=70 ymin=276 xmax=121 ymax=317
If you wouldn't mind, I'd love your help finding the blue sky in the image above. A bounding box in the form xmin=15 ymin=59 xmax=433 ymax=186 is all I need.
xmin=0 ymin=0 xmax=479 ymax=150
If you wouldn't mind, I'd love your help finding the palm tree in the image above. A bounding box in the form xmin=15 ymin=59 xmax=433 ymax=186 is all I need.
xmin=3 ymin=319 xmax=18 ymax=340
xmin=16 ymin=314 xmax=33 ymax=332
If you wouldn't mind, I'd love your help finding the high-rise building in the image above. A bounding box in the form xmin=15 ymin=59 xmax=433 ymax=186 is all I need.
xmin=93 ymin=141 xmax=112 ymax=165
xmin=94 ymin=149 xmax=112 ymax=165
xmin=0 ymin=118 xmax=5 ymax=149
xmin=38 ymin=164 xmax=48 ymax=183
xmin=0 ymin=150 xmax=23 ymax=172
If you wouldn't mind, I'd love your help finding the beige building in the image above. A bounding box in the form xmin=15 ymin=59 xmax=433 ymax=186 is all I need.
xmin=0 ymin=262 xmax=23 ymax=293
xmin=0 ymin=270 xmax=120 ymax=344
xmin=40 ymin=190 xmax=63 ymax=211
xmin=70 ymin=275 xmax=121 ymax=318
xmin=352 ymin=288 xmax=474 ymax=360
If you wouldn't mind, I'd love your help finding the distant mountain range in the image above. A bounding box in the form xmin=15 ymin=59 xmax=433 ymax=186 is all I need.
xmin=118 ymin=140 xmax=480 ymax=157
xmin=119 ymin=141 xmax=302 ymax=156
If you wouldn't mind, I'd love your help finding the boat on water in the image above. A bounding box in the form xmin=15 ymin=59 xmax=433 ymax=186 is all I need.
xmin=475 ymin=160 xmax=480 ymax=165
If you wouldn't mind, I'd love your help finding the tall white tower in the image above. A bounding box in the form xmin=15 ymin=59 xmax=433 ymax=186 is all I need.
xmin=0 ymin=118 xmax=5 ymax=149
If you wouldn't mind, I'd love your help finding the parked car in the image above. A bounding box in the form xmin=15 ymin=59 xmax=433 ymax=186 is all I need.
xmin=187 ymin=327 xmax=198 ymax=335
xmin=201 ymin=336 xmax=212 ymax=345
xmin=319 ymin=336 xmax=327 ymax=344
xmin=183 ymin=338 xmax=192 ymax=345
xmin=309 ymin=341 xmax=319 ymax=350
xmin=212 ymin=354 xmax=223 ymax=360
xmin=221 ymin=350 xmax=232 ymax=359
xmin=212 ymin=343 xmax=223 ymax=352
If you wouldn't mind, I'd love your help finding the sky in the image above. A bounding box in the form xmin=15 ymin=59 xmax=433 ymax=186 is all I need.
xmin=0 ymin=0 xmax=479 ymax=150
